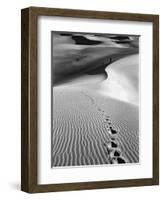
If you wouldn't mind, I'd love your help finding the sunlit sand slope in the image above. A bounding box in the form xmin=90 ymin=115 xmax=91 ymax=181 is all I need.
xmin=52 ymin=86 xmax=139 ymax=167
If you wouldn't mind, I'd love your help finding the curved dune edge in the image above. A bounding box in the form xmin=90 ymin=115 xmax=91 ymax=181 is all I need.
xmin=101 ymin=54 xmax=139 ymax=106
xmin=52 ymin=33 xmax=138 ymax=86
xmin=52 ymin=86 xmax=139 ymax=167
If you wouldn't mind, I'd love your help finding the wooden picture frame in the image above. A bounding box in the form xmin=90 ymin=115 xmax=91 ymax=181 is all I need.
xmin=21 ymin=7 xmax=159 ymax=193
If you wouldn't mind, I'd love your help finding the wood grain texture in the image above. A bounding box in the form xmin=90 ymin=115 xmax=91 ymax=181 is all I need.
xmin=28 ymin=6 xmax=157 ymax=21
xmin=152 ymin=15 xmax=159 ymax=185
xmin=21 ymin=8 xmax=30 ymax=192
xmin=21 ymin=7 xmax=159 ymax=193
xmin=21 ymin=8 xmax=38 ymax=193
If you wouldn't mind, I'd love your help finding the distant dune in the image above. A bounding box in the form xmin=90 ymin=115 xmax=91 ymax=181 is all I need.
xmin=52 ymin=32 xmax=139 ymax=167
xmin=52 ymin=32 xmax=139 ymax=85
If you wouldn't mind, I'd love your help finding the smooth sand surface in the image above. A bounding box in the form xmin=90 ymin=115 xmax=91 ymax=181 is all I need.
xmin=52 ymin=55 xmax=139 ymax=167
xmin=101 ymin=54 xmax=139 ymax=105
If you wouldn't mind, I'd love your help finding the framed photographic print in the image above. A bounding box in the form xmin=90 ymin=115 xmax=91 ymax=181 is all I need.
xmin=21 ymin=7 xmax=159 ymax=193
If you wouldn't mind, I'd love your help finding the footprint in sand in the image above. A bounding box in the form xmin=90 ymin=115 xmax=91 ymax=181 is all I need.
xmin=111 ymin=141 xmax=118 ymax=148
xmin=110 ymin=157 xmax=118 ymax=164
xmin=109 ymin=127 xmax=118 ymax=135
xmin=110 ymin=154 xmax=127 ymax=164
xmin=109 ymin=148 xmax=121 ymax=157
xmin=106 ymin=126 xmax=118 ymax=136
xmin=110 ymin=156 xmax=126 ymax=164
xmin=104 ymin=138 xmax=127 ymax=164
xmin=94 ymin=103 xmax=127 ymax=164
xmin=110 ymin=137 xmax=115 ymax=141
xmin=114 ymin=150 xmax=121 ymax=157
xmin=117 ymin=157 xmax=126 ymax=163
xmin=110 ymin=158 xmax=118 ymax=164
xmin=105 ymin=141 xmax=118 ymax=151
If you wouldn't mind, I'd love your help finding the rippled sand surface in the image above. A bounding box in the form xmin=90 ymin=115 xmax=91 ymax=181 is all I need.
xmin=52 ymin=84 xmax=139 ymax=167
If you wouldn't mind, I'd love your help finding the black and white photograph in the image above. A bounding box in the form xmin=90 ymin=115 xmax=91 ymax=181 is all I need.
xmin=51 ymin=31 xmax=139 ymax=167
xmin=21 ymin=6 xmax=159 ymax=193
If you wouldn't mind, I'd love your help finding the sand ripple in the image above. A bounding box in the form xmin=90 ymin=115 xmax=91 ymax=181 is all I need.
xmin=52 ymin=86 xmax=139 ymax=167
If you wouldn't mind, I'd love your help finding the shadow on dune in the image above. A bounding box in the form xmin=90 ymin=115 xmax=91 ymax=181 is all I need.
xmin=52 ymin=32 xmax=139 ymax=86
xmin=53 ymin=47 xmax=138 ymax=86
xmin=72 ymin=35 xmax=102 ymax=45
xmin=51 ymin=32 xmax=139 ymax=167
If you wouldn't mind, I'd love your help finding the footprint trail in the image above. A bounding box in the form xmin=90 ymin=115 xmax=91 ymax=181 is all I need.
xmin=81 ymin=90 xmax=128 ymax=164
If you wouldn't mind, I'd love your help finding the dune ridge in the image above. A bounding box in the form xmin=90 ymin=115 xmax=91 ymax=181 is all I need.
xmin=51 ymin=32 xmax=139 ymax=167
xmin=52 ymin=32 xmax=138 ymax=86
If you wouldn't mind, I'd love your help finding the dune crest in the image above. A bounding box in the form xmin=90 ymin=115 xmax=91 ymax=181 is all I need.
xmin=99 ymin=54 xmax=139 ymax=106
xmin=52 ymin=32 xmax=139 ymax=167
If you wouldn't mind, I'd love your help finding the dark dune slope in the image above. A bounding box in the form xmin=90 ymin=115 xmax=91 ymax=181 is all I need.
xmin=52 ymin=32 xmax=139 ymax=86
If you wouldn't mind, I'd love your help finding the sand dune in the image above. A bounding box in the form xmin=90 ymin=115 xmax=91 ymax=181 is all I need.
xmin=101 ymin=54 xmax=139 ymax=105
xmin=52 ymin=32 xmax=138 ymax=85
xmin=52 ymin=84 xmax=139 ymax=167
xmin=51 ymin=32 xmax=139 ymax=167
xmin=52 ymin=87 xmax=109 ymax=166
